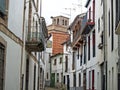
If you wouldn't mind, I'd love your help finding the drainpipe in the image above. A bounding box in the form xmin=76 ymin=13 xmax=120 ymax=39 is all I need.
xmin=20 ymin=0 xmax=26 ymax=90
xmin=38 ymin=52 xmax=40 ymax=90
xmin=118 ymin=36 xmax=120 ymax=90
xmin=103 ymin=0 xmax=107 ymax=90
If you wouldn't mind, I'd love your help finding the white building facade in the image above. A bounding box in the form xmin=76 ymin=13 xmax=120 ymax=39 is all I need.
xmin=0 ymin=0 xmax=48 ymax=90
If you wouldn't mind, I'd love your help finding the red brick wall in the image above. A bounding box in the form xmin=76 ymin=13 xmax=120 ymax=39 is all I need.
xmin=52 ymin=32 xmax=69 ymax=55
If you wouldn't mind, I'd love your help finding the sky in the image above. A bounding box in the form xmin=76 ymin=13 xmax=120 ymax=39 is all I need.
xmin=42 ymin=0 xmax=87 ymax=25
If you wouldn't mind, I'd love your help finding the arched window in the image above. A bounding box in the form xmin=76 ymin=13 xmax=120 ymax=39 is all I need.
xmin=65 ymin=20 xmax=67 ymax=26
xmin=62 ymin=19 xmax=64 ymax=25
xmin=57 ymin=18 xmax=59 ymax=25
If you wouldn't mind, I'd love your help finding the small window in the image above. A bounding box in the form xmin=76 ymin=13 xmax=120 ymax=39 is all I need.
xmin=88 ymin=36 xmax=90 ymax=60
xmin=57 ymin=18 xmax=59 ymax=25
xmin=89 ymin=7 xmax=91 ymax=20
xmin=79 ymin=73 xmax=81 ymax=87
xmin=65 ymin=56 xmax=68 ymax=72
xmin=92 ymin=30 xmax=95 ymax=57
xmin=62 ymin=19 xmax=64 ymax=25
xmin=59 ymin=57 xmax=62 ymax=64
xmin=57 ymin=73 xmax=59 ymax=82
xmin=101 ymin=32 xmax=103 ymax=44
xmin=108 ymin=11 xmax=110 ymax=36
xmin=116 ymin=0 xmax=120 ymax=28
xmin=53 ymin=19 xmax=56 ymax=24
xmin=0 ymin=0 xmax=6 ymax=15
xmin=46 ymin=72 xmax=49 ymax=79
xmin=54 ymin=59 xmax=56 ymax=65
xmin=98 ymin=18 xmax=100 ymax=32
xmin=33 ymin=64 xmax=36 ymax=90
xmin=65 ymin=20 xmax=67 ymax=26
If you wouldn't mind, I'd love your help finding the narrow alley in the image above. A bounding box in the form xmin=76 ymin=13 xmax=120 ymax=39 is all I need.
xmin=0 ymin=0 xmax=120 ymax=90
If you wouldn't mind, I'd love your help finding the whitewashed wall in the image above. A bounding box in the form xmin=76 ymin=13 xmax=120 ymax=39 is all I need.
xmin=8 ymin=0 xmax=24 ymax=39
xmin=0 ymin=32 xmax=21 ymax=90
xmin=106 ymin=0 xmax=118 ymax=90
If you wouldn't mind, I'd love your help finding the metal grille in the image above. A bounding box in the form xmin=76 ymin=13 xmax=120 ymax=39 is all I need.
xmin=0 ymin=43 xmax=5 ymax=90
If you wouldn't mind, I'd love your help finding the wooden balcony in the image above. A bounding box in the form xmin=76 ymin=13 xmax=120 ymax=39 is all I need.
xmin=26 ymin=31 xmax=44 ymax=52
xmin=80 ymin=13 xmax=95 ymax=35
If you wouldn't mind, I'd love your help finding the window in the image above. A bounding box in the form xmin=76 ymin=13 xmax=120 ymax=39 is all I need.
xmin=72 ymin=52 xmax=75 ymax=70
xmin=101 ymin=32 xmax=103 ymax=44
xmin=62 ymin=19 xmax=64 ymax=25
xmin=84 ymin=44 xmax=86 ymax=64
xmin=57 ymin=73 xmax=59 ymax=82
xmin=79 ymin=73 xmax=81 ymax=87
xmin=64 ymin=76 xmax=65 ymax=84
xmin=0 ymin=0 xmax=9 ymax=22
xmin=59 ymin=57 xmax=62 ymax=64
xmin=57 ymin=18 xmax=59 ymax=25
xmin=101 ymin=0 xmax=103 ymax=5
xmin=88 ymin=36 xmax=90 ymax=60
xmin=89 ymin=71 xmax=91 ymax=89
xmin=46 ymin=72 xmax=49 ymax=79
xmin=77 ymin=48 xmax=79 ymax=59
xmin=108 ymin=11 xmax=111 ymax=36
xmin=54 ymin=59 xmax=56 ymax=65
xmin=92 ymin=70 xmax=95 ymax=90
xmin=25 ymin=58 xmax=29 ymax=90
xmin=0 ymin=0 xmax=6 ymax=16
xmin=93 ymin=0 xmax=95 ymax=22
xmin=116 ymin=0 xmax=120 ymax=27
xmin=53 ymin=19 xmax=56 ymax=24
xmin=89 ymin=7 xmax=91 ymax=20
xmin=73 ymin=73 xmax=76 ymax=87
xmin=111 ymin=0 xmax=114 ymax=51
xmin=112 ymin=68 xmax=114 ymax=90
xmin=118 ymin=73 xmax=120 ymax=90
xmin=109 ymin=71 xmax=111 ymax=90
xmin=65 ymin=20 xmax=67 ymax=26
xmin=33 ymin=64 xmax=36 ymax=90
xmin=98 ymin=18 xmax=100 ymax=32
xmin=97 ymin=72 xmax=99 ymax=89
xmin=92 ymin=30 xmax=95 ymax=57
xmin=0 ymin=43 xmax=5 ymax=90
xmin=65 ymin=56 xmax=68 ymax=72
xmin=61 ymin=73 xmax=63 ymax=82
xmin=80 ymin=54 xmax=82 ymax=66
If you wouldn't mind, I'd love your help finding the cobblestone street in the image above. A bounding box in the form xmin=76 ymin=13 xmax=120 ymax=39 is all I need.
xmin=45 ymin=87 xmax=59 ymax=90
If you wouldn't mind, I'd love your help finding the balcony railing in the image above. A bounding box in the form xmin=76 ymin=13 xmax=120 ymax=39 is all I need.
xmin=26 ymin=28 xmax=45 ymax=52
xmin=80 ymin=13 xmax=95 ymax=34
xmin=25 ymin=17 xmax=48 ymax=52
xmin=72 ymin=14 xmax=89 ymax=48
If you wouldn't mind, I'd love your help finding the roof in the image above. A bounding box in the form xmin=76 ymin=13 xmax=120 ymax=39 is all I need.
xmin=61 ymin=38 xmax=71 ymax=45
xmin=51 ymin=15 xmax=69 ymax=19
xmin=85 ymin=0 xmax=91 ymax=7
xmin=50 ymin=53 xmax=63 ymax=58
xmin=68 ymin=13 xmax=86 ymax=30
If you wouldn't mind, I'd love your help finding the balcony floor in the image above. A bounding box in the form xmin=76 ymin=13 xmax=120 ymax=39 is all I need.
xmin=26 ymin=41 xmax=44 ymax=52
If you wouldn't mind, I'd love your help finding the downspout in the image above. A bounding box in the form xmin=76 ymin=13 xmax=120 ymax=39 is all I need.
xmin=20 ymin=0 xmax=26 ymax=90
xmin=38 ymin=0 xmax=42 ymax=89
xmin=103 ymin=0 xmax=107 ymax=90
xmin=118 ymin=36 xmax=120 ymax=90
